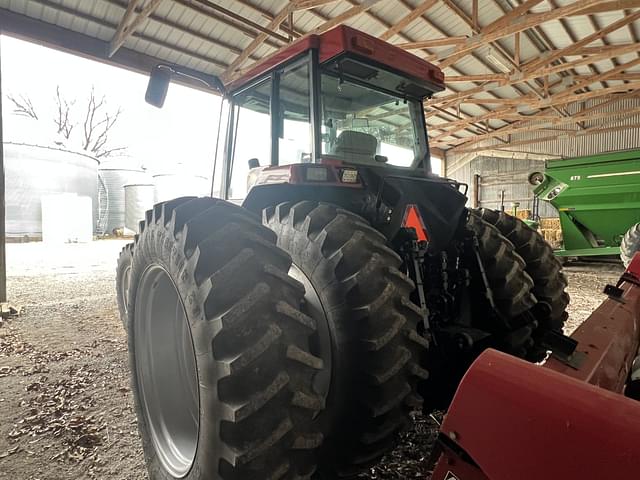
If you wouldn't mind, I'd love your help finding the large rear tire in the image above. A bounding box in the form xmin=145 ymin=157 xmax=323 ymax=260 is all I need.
xmin=475 ymin=209 xmax=570 ymax=361
xmin=621 ymin=223 xmax=640 ymax=267
xmin=263 ymin=201 xmax=428 ymax=478
xmin=128 ymin=197 xmax=323 ymax=479
xmin=116 ymin=242 xmax=134 ymax=328
xmin=466 ymin=213 xmax=538 ymax=357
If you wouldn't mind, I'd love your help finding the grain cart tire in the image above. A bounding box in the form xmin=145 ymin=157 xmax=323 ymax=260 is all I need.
xmin=475 ymin=209 xmax=570 ymax=361
xmin=116 ymin=242 xmax=134 ymax=328
xmin=621 ymin=223 xmax=640 ymax=267
xmin=128 ymin=197 xmax=323 ymax=480
xmin=263 ymin=201 xmax=428 ymax=478
xmin=466 ymin=213 xmax=538 ymax=357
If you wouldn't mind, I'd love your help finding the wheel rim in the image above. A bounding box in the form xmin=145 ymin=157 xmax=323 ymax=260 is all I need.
xmin=122 ymin=265 xmax=131 ymax=315
xmin=134 ymin=265 xmax=199 ymax=478
xmin=289 ymin=263 xmax=332 ymax=401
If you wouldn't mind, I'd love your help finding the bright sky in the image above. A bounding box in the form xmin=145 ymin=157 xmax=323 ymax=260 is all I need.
xmin=1 ymin=35 xmax=221 ymax=178
xmin=1 ymin=34 xmax=441 ymax=183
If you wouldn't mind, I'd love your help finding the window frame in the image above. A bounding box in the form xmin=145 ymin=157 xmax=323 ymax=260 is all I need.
xmin=318 ymin=68 xmax=431 ymax=170
xmin=221 ymin=50 xmax=434 ymax=199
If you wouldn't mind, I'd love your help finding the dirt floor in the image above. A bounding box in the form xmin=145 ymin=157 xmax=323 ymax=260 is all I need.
xmin=0 ymin=241 xmax=624 ymax=479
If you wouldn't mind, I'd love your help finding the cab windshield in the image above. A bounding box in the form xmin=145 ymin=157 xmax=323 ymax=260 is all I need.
xmin=320 ymin=73 xmax=427 ymax=168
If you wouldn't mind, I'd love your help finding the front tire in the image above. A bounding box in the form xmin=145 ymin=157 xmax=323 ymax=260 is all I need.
xmin=621 ymin=223 xmax=640 ymax=267
xmin=263 ymin=201 xmax=428 ymax=478
xmin=116 ymin=242 xmax=134 ymax=328
xmin=128 ymin=197 xmax=323 ymax=479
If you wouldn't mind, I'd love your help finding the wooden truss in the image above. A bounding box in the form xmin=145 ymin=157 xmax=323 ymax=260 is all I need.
xmin=106 ymin=0 xmax=640 ymax=154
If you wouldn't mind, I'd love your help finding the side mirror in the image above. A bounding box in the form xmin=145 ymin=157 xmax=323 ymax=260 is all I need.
xmin=145 ymin=66 xmax=171 ymax=108
xmin=248 ymin=158 xmax=260 ymax=169
xmin=375 ymin=155 xmax=388 ymax=163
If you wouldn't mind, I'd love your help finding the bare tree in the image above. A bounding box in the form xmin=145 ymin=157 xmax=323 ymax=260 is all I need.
xmin=7 ymin=94 xmax=38 ymax=119
xmin=54 ymin=86 xmax=75 ymax=140
xmin=7 ymin=86 xmax=126 ymax=158
xmin=81 ymin=87 xmax=126 ymax=158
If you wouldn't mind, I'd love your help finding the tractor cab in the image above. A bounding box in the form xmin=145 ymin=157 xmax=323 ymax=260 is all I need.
xmin=220 ymin=26 xmax=445 ymax=202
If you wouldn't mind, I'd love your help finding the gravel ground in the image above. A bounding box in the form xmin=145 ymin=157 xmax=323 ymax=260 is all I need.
xmin=0 ymin=241 xmax=624 ymax=479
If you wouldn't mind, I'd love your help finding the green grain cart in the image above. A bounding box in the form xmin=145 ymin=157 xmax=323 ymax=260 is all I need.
xmin=531 ymin=149 xmax=640 ymax=264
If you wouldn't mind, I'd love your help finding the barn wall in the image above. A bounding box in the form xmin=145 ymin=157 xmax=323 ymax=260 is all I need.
xmin=447 ymin=155 xmax=558 ymax=218
xmin=443 ymin=97 xmax=640 ymax=218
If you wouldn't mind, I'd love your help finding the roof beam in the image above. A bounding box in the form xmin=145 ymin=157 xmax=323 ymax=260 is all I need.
xmin=224 ymin=0 xmax=385 ymax=83
xmin=448 ymin=105 xmax=640 ymax=149
xmin=293 ymin=0 xmax=341 ymax=10
xmin=460 ymin=82 xmax=640 ymax=107
xmin=223 ymin=2 xmax=297 ymax=80
xmin=433 ymin=42 xmax=640 ymax=107
xmin=308 ymin=0 xmax=384 ymax=34
xmin=396 ymin=36 xmax=469 ymax=49
xmin=448 ymin=121 xmax=640 ymax=154
xmin=193 ymin=0 xmax=292 ymax=43
xmin=575 ymin=0 xmax=640 ymax=15
xmin=440 ymin=0 xmax=568 ymax=121
xmin=109 ymin=0 xmax=162 ymax=57
xmin=175 ymin=0 xmax=283 ymax=51
xmin=436 ymin=0 xmax=608 ymax=69
xmin=524 ymin=9 xmax=640 ymax=72
xmin=0 ymin=7 xmax=221 ymax=91
xmin=379 ymin=0 xmax=438 ymax=41
xmin=433 ymin=89 xmax=640 ymax=141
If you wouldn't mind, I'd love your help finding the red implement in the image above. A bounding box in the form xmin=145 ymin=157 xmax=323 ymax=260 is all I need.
xmin=432 ymin=253 xmax=640 ymax=480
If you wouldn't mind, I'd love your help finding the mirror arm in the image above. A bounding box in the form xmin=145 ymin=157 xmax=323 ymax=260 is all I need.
xmin=156 ymin=64 xmax=226 ymax=94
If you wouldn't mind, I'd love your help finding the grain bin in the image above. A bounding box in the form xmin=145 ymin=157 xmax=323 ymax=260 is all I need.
xmin=124 ymin=184 xmax=154 ymax=233
xmin=153 ymin=173 xmax=210 ymax=203
xmin=4 ymin=142 xmax=98 ymax=239
xmin=98 ymin=162 xmax=150 ymax=234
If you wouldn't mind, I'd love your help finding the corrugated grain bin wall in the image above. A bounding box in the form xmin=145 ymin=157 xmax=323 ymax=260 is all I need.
xmin=98 ymin=164 xmax=149 ymax=234
xmin=4 ymin=142 xmax=99 ymax=238
xmin=124 ymin=184 xmax=154 ymax=233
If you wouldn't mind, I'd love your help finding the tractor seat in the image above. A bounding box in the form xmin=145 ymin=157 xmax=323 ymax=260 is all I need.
xmin=332 ymin=131 xmax=378 ymax=164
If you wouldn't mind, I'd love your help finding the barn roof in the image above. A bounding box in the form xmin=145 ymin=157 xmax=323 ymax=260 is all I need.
xmin=2 ymin=0 xmax=640 ymax=156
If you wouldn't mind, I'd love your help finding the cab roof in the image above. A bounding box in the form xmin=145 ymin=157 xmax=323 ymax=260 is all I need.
xmin=226 ymin=25 xmax=445 ymax=96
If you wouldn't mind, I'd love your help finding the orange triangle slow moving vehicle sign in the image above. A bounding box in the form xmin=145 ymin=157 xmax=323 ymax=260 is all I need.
xmin=402 ymin=204 xmax=429 ymax=242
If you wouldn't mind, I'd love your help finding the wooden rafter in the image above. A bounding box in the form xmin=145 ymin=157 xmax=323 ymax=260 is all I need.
xmin=379 ymin=0 xmax=437 ymax=41
xmin=447 ymin=105 xmax=640 ymax=150
xmin=223 ymin=2 xmax=296 ymax=80
xmin=396 ymin=37 xmax=469 ymax=49
xmin=524 ymin=9 xmax=640 ymax=73
xmin=447 ymin=121 xmax=640 ymax=154
xmin=109 ymin=0 xmax=162 ymax=57
xmin=436 ymin=0 xmax=609 ymax=69
xmin=196 ymin=0 xmax=294 ymax=43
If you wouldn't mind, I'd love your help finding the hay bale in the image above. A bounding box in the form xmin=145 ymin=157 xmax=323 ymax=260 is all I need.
xmin=540 ymin=217 xmax=561 ymax=230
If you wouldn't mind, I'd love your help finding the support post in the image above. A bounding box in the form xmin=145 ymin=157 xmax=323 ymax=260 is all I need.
xmin=0 ymin=41 xmax=5 ymax=303
xmin=472 ymin=174 xmax=480 ymax=208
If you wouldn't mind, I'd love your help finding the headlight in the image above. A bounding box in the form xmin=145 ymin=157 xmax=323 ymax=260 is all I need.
xmin=547 ymin=186 xmax=563 ymax=200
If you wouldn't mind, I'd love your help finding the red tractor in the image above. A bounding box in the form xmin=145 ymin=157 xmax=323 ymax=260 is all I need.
xmin=116 ymin=26 xmax=570 ymax=479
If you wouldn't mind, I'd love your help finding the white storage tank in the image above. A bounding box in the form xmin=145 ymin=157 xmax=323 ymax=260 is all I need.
xmin=124 ymin=183 xmax=154 ymax=234
xmin=153 ymin=173 xmax=210 ymax=203
xmin=41 ymin=194 xmax=93 ymax=243
xmin=98 ymin=161 xmax=150 ymax=234
xmin=4 ymin=142 xmax=98 ymax=239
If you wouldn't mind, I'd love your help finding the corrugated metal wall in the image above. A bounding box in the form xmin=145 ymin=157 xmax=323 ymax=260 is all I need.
xmin=448 ymin=155 xmax=558 ymax=217
xmin=444 ymin=97 xmax=640 ymax=218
